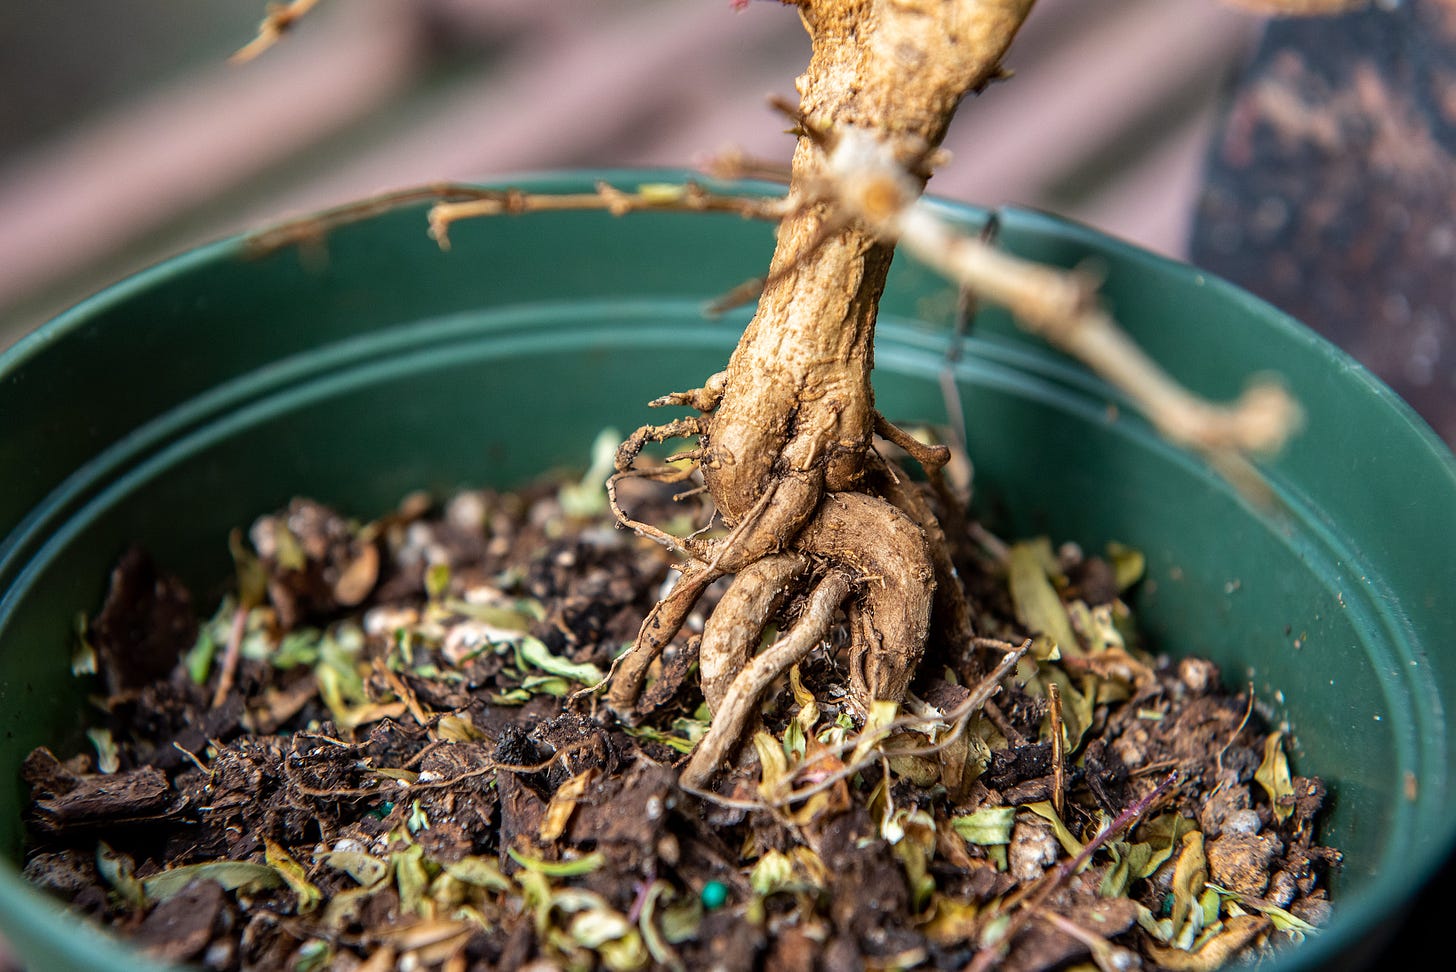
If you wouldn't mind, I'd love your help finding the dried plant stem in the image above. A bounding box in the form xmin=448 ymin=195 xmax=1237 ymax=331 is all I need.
xmin=819 ymin=129 xmax=1302 ymax=469
xmin=210 ymin=604 xmax=249 ymax=709
xmin=428 ymin=182 xmax=793 ymax=249
xmin=244 ymin=181 xmax=790 ymax=258
xmin=232 ymin=0 xmax=323 ymax=64
xmin=1048 ymin=680 xmax=1066 ymax=818
xmin=967 ymin=770 xmax=1180 ymax=972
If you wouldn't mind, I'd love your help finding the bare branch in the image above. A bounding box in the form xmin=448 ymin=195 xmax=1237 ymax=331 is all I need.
xmin=818 ymin=127 xmax=1303 ymax=475
xmin=232 ymin=0 xmax=323 ymax=64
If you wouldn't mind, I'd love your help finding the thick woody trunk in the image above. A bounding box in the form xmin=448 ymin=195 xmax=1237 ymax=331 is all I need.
xmin=703 ymin=0 xmax=1037 ymax=521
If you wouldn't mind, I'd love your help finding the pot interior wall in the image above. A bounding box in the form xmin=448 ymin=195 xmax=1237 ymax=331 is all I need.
xmin=1 ymin=174 xmax=1452 ymax=972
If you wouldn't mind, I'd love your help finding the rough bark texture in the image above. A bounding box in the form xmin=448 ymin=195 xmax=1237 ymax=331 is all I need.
xmin=705 ymin=0 xmax=1037 ymax=521
xmin=611 ymin=0 xmax=1038 ymax=783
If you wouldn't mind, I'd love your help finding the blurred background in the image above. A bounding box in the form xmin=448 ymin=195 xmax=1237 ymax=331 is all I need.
xmin=0 ymin=0 xmax=1261 ymax=343
xmin=8 ymin=0 xmax=1444 ymax=439
xmin=0 ymin=0 xmax=1450 ymax=436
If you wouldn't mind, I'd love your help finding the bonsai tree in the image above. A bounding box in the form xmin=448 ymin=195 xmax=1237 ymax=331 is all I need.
xmin=243 ymin=0 xmax=1350 ymax=789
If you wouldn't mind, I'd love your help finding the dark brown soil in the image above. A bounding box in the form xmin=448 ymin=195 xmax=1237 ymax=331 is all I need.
xmin=21 ymin=471 xmax=1339 ymax=971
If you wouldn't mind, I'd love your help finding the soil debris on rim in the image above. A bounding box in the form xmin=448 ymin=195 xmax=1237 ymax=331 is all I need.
xmin=23 ymin=458 xmax=1339 ymax=971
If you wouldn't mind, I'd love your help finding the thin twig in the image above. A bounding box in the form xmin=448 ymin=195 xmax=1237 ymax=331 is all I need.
xmin=966 ymin=770 xmax=1180 ymax=972
xmin=817 ymin=128 xmax=1302 ymax=486
xmin=1048 ymin=681 xmax=1066 ymax=818
xmin=211 ymin=604 xmax=250 ymax=709
xmin=231 ymin=0 xmax=322 ymax=64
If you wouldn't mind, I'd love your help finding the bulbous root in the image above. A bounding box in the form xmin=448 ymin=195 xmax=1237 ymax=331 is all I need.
xmin=604 ymin=383 xmax=958 ymax=788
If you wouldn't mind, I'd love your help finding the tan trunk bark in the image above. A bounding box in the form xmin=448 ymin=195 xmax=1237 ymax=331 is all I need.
xmin=703 ymin=0 xmax=1037 ymax=520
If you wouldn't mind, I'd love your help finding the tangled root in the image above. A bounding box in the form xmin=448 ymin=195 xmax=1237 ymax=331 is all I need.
xmin=605 ymin=385 xmax=961 ymax=788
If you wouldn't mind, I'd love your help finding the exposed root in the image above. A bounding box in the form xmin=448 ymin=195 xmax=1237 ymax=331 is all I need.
xmin=614 ymin=416 xmax=705 ymax=474
xmin=680 ymin=569 xmax=854 ymax=790
xmin=699 ymin=553 xmax=810 ymax=714
xmin=797 ymin=492 xmax=934 ymax=704
xmin=864 ymin=449 xmax=975 ymax=667
xmin=606 ymin=564 xmax=723 ymax=719
xmin=649 ymin=372 xmax=728 ymax=413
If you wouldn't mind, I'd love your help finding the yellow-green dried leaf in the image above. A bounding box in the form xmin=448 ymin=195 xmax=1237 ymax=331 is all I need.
xmin=1099 ymin=839 xmax=1155 ymax=898
xmin=952 ymin=806 xmax=1017 ymax=846
xmin=437 ymin=712 xmax=486 ymax=743
xmin=507 ymin=847 xmax=606 ymax=876
xmin=753 ymin=731 xmax=790 ymax=799
xmin=1008 ymin=540 xmax=1081 ymax=658
xmin=516 ymin=636 xmax=604 ymax=684
xmin=229 ymin=528 xmax=270 ymax=608
xmin=599 ymin=928 xmax=650 ymax=972
xmin=1023 ymin=801 xmax=1085 ymax=857
xmin=1170 ymin=831 xmax=1208 ymax=939
xmin=444 ymin=855 xmax=515 ymax=893
xmin=1106 ymin=542 xmax=1146 ymax=592
xmin=72 ymin=613 xmax=98 ymax=676
xmin=374 ymin=767 xmax=419 ymax=784
xmin=293 ymin=939 xmax=332 ymax=972
xmin=318 ymin=850 xmax=389 ymax=887
xmin=750 ymin=850 xmax=794 ymax=896
xmin=407 ymin=799 xmax=430 ymax=833
xmin=569 ymin=908 xmax=634 ymax=949
xmin=1144 ymin=915 xmax=1271 ymax=971
xmin=143 ymin=860 xmax=283 ymax=902
xmin=1138 ymin=813 xmax=1199 ymax=876
xmin=96 ymin=842 xmax=146 ymax=911
xmin=1256 ymin=731 xmax=1295 ymax=823
xmin=86 ymin=728 xmax=119 ymax=775
xmin=393 ymin=843 xmax=430 ymax=915
xmin=265 ymin=837 xmax=322 ymax=914
xmin=559 ymin=427 xmax=621 ymax=518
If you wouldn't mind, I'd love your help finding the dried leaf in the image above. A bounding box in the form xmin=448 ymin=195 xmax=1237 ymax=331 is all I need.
xmin=1138 ymin=813 xmax=1200 ymax=877
xmin=444 ymin=856 xmax=515 ymax=893
xmin=753 ymin=731 xmax=790 ymax=800
xmin=559 ymin=427 xmax=621 ymax=518
xmin=750 ymin=850 xmax=794 ymax=898
xmin=1170 ymin=831 xmax=1208 ymax=940
xmin=142 ymin=860 xmax=283 ymax=903
xmin=1023 ymin=801 xmax=1085 ymax=858
xmin=1106 ymin=542 xmax=1145 ymax=592
xmin=96 ymin=843 xmax=146 ymax=911
xmin=569 ymin=908 xmax=634 ymax=948
xmin=516 ymin=636 xmax=605 ymax=685
xmin=436 ymin=713 xmax=486 ymax=743
xmin=376 ymin=918 xmax=473 ymax=950
xmin=1008 ymin=540 xmax=1082 ymax=658
xmin=393 ymin=843 xmax=430 ymax=915
xmin=1144 ymin=915 xmax=1271 ymax=971
xmin=333 ymin=542 xmax=379 ymax=606
xmin=507 ymin=847 xmax=606 ymax=877
xmin=952 ymin=806 xmax=1017 ymax=846
xmin=86 ymin=728 xmax=119 ymax=775
xmin=318 ymin=850 xmax=389 ymax=888
xmin=1256 ymin=731 xmax=1295 ymax=823
xmin=265 ymin=836 xmax=323 ymax=914
xmin=541 ymin=768 xmax=597 ymax=842
xmin=1099 ymin=839 xmax=1155 ymax=898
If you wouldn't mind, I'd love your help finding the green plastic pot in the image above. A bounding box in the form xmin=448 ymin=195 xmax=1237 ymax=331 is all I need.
xmin=1 ymin=171 xmax=1452 ymax=971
